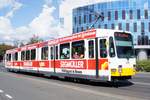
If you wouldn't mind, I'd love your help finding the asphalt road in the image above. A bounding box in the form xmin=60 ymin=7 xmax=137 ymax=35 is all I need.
xmin=0 ymin=65 xmax=150 ymax=100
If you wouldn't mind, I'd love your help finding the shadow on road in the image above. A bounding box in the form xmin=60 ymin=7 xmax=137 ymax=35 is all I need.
xmin=58 ymin=78 xmax=134 ymax=88
xmin=4 ymin=69 xmax=134 ymax=88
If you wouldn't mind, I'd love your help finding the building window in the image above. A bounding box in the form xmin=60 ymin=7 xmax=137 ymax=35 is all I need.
xmin=137 ymin=9 xmax=140 ymax=19
xmin=89 ymin=14 xmax=92 ymax=23
xmin=118 ymin=23 xmax=122 ymax=30
xmin=81 ymin=27 xmax=84 ymax=31
xmin=98 ymin=24 xmax=101 ymax=28
xmin=104 ymin=24 xmax=107 ymax=29
xmin=108 ymin=11 xmax=111 ymax=20
xmin=74 ymin=17 xmax=76 ymax=25
xmin=84 ymin=15 xmax=86 ymax=23
xmin=86 ymin=26 xmax=89 ymax=30
xmin=73 ymin=28 xmax=75 ymax=33
xmin=145 ymin=9 xmax=148 ymax=19
xmin=126 ymin=23 xmax=129 ymax=31
xmin=77 ymin=27 xmax=78 ymax=33
xmin=129 ymin=10 xmax=133 ymax=19
xmin=79 ymin=16 xmax=81 ymax=24
xmin=115 ymin=11 xmax=118 ymax=20
xmin=149 ymin=22 xmax=150 ymax=32
xmin=133 ymin=23 xmax=137 ymax=32
xmin=101 ymin=12 xmax=104 ymax=21
xmin=111 ymin=24 xmax=114 ymax=29
xmin=122 ymin=10 xmax=126 ymax=20
xmin=141 ymin=22 xmax=144 ymax=33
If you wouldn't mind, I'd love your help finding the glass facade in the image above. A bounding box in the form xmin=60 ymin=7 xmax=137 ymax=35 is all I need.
xmin=72 ymin=0 xmax=150 ymax=45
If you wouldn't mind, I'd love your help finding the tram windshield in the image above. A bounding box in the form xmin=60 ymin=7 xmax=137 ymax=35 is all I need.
xmin=114 ymin=32 xmax=134 ymax=58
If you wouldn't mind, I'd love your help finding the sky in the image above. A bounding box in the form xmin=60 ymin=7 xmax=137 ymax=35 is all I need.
xmin=0 ymin=0 xmax=118 ymax=45
xmin=0 ymin=0 xmax=62 ymax=45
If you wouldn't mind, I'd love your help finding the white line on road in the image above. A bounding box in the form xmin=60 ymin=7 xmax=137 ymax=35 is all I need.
xmin=0 ymin=89 xmax=4 ymax=93
xmin=2 ymin=71 xmax=148 ymax=100
xmin=5 ymin=94 xmax=13 ymax=99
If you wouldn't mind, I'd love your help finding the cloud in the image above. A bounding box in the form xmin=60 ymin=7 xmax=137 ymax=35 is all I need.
xmin=0 ymin=17 xmax=13 ymax=34
xmin=0 ymin=0 xmax=12 ymax=9
xmin=29 ymin=5 xmax=57 ymax=38
xmin=29 ymin=4 xmax=69 ymax=40
xmin=0 ymin=0 xmax=22 ymax=18
xmin=44 ymin=0 xmax=53 ymax=6
xmin=0 ymin=17 xmax=15 ymax=44
xmin=5 ymin=1 xmax=22 ymax=18
xmin=0 ymin=0 xmax=23 ymax=44
xmin=0 ymin=1 xmax=61 ymax=45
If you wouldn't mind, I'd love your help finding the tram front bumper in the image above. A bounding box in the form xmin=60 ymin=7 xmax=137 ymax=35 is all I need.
xmin=111 ymin=67 xmax=136 ymax=77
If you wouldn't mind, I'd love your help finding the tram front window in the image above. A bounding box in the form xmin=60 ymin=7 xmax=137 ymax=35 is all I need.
xmin=115 ymin=32 xmax=134 ymax=58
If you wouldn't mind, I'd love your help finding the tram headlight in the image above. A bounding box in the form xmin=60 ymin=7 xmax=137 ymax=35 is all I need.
xmin=118 ymin=65 xmax=122 ymax=73
xmin=111 ymin=68 xmax=117 ymax=72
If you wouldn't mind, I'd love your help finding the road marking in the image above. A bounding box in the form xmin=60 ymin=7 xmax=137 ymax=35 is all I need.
xmin=5 ymin=94 xmax=13 ymax=99
xmin=17 ymin=75 xmax=145 ymax=100
xmin=133 ymin=81 xmax=150 ymax=86
xmin=2 ymin=71 xmax=147 ymax=100
xmin=0 ymin=89 xmax=4 ymax=93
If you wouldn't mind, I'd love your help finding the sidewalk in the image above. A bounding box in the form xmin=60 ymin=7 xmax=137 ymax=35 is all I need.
xmin=136 ymin=72 xmax=150 ymax=74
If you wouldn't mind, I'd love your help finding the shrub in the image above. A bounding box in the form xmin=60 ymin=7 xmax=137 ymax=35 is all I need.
xmin=136 ymin=60 xmax=150 ymax=72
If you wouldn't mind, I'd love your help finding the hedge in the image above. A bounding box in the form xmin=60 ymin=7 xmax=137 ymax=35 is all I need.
xmin=136 ymin=60 xmax=150 ymax=72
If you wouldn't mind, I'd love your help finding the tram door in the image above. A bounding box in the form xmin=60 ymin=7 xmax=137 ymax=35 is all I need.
xmin=96 ymin=38 xmax=110 ymax=80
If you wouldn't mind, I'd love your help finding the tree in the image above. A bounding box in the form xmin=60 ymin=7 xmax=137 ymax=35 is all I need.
xmin=27 ymin=34 xmax=43 ymax=44
xmin=0 ymin=43 xmax=14 ymax=61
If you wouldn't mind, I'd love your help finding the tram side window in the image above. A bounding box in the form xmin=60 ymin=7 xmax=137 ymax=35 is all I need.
xmin=21 ymin=51 xmax=25 ymax=61
xmin=12 ymin=54 xmax=15 ymax=61
xmin=41 ymin=46 xmax=48 ymax=60
xmin=100 ymin=39 xmax=107 ymax=58
xmin=6 ymin=54 xmax=9 ymax=61
xmin=55 ymin=46 xmax=58 ymax=59
xmin=72 ymin=40 xmax=84 ymax=59
xmin=26 ymin=50 xmax=30 ymax=60
xmin=60 ymin=43 xmax=70 ymax=59
xmin=50 ymin=47 xmax=54 ymax=59
xmin=109 ymin=37 xmax=115 ymax=57
xmin=88 ymin=40 xmax=94 ymax=58
xmin=31 ymin=49 xmax=36 ymax=60
xmin=14 ymin=52 xmax=18 ymax=61
xmin=7 ymin=54 xmax=11 ymax=61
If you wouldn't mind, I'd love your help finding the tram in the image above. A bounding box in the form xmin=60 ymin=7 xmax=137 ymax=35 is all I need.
xmin=5 ymin=29 xmax=136 ymax=82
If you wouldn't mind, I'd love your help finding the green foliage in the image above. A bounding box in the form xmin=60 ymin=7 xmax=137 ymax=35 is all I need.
xmin=27 ymin=34 xmax=43 ymax=45
xmin=136 ymin=60 xmax=150 ymax=72
xmin=0 ymin=44 xmax=14 ymax=60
